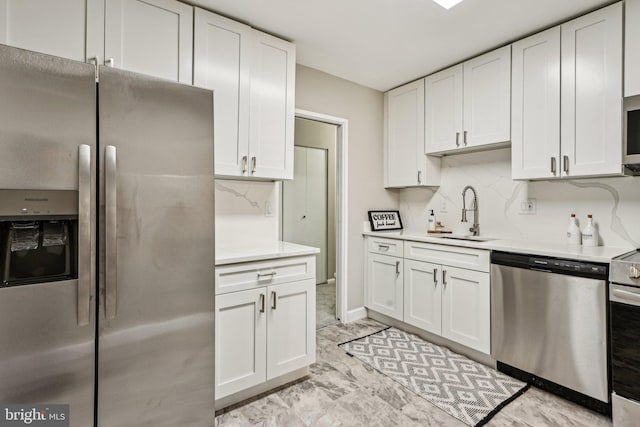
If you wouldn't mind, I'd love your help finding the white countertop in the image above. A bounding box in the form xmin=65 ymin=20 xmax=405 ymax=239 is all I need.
xmin=216 ymin=241 xmax=320 ymax=265
xmin=363 ymin=230 xmax=634 ymax=263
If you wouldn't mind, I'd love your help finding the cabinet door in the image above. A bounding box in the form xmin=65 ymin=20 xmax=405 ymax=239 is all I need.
xmin=0 ymin=0 xmax=103 ymax=62
xmin=511 ymin=27 xmax=561 ymax=180
xmin=404 ymin=260 xmax=441 ymax=335
xmin=267 ymin=279 xmax=315 ymax=379
xmin=104 ymin=0 xmax=193 ymax=83
xmin=366 ymin=253 xmax=403 ymax=320
xmin=625 ymin=0 xmax=640 ymax=97
xmin=425 ymin=64 xmax=463 ymax=154
xmin=463 ymin=45 xmax=511 ymax=148
xmin=194 ymin=8 xmax=250 ymax=177
xmin=215 ymin=288 xmax=267 ymax=399
xmin=249 ymin=30 xmax=295 ymax=180
xmin=561 ymin=2 xmax=622 ymax=177
xmin=441 ymin=266 xmax=490 ymax=354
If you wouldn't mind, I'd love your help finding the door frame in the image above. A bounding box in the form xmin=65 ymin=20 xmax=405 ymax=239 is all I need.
xmin=281 ymin=109 xmax=348 ymax=323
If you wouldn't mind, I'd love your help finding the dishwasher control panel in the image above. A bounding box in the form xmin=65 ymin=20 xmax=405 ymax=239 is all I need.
xmin=530 ymin=258 xmax=607 ymax=276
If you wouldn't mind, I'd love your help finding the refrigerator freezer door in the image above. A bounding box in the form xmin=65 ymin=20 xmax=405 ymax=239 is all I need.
xmin=0 ymin=45 xmax=97 ymax=427
xmin=97 ymin=67 xmax=215 ymax=426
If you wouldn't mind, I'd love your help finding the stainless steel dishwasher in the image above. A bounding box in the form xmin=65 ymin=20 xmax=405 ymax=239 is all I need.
xmin=491 ymin=251 xmax=609 ymax=414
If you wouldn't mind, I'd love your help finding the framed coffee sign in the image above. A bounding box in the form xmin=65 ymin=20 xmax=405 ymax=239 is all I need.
xmin=368 ymin=210 xmax=403 ymax=231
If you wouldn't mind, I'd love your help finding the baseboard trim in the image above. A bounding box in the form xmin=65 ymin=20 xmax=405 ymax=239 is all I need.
xmin=345 ymin=306 xmax=367 ymax=323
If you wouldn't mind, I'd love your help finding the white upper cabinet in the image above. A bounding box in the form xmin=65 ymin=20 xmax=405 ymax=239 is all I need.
xmin=511 ymin=27 xmax=561 ymax=180
xmin=104 ymin=0 xmax=193 ymax=83
xmin=0 ymin=0 xmax=104 ymax=62
xmin=193 ymin=9 xmax=251 ymax=177
xmin=626 ymin=0 xmax=640 ymax=97
xmin=425 ymin=65 xmax=463 ymax=153
xmin=249 ymin=30 xmax=295 ymax=180
xmin=561 ymin=2 xmax=622 ymax=178
xmin=463 ymin=46 xmax=511 ymax=148
xmin=385 ymin=79 xmax=440 ymax=188
xmin=425 ymin=46 xmax=511 ymax=155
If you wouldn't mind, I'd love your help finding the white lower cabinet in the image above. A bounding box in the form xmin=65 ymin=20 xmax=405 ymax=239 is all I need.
xmin=367 ymin=253 xmax=403 ymax=321
xmin=215 ymin=256 xmax=316 ymax=403
xmin=366 ymin=237 xmax=491 ymax=354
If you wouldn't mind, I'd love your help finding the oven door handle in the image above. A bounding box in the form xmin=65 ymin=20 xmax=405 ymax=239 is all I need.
xmin=611 ymin=285 xmax=640 ymax=307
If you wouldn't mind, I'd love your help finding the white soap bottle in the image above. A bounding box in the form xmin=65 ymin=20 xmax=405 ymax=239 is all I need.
xmin=581 ymin=214 xmax=598 ymax=247
xmin=427 ymin=209 xmax=436 ymax=232
xmin=567 ymin=214 xmax=581 ymax=245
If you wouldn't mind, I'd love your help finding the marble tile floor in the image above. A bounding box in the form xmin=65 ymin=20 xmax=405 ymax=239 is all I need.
xmin=215 ymin=318 xmax=611 ymax=426
xmin=316 ymin=282 xmax=337 ymax=329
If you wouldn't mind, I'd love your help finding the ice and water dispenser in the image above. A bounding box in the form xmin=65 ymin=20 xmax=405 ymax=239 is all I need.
xmin=0 ymin=190 xmax=78 ymax=286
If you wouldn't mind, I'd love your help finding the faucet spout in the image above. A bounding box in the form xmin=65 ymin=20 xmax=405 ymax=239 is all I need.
xmin=461 ymin=185 xmax=479 ymax=236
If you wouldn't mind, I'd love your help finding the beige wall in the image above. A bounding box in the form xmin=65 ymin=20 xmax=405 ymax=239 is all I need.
xmin=295 ymin=65 xmax=398 ymax=312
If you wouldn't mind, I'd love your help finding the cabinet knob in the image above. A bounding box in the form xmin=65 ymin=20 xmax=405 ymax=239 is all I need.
xmin=629 ymin=265 xmax=640 ymax=279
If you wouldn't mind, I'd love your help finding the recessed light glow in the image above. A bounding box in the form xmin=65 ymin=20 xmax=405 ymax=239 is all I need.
xmin=433 ymin=0 xmax=464 ymax=9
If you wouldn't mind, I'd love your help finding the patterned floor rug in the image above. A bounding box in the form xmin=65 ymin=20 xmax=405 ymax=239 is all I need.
xmin=338 ymin=326 xmax=528 ymax=426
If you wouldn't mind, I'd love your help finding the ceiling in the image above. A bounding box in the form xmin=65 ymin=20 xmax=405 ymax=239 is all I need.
xmin=191 ymin=0 xmax=614 ymax=92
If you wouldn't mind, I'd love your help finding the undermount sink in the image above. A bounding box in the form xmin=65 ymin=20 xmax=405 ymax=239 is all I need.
xmin=438 ymin=235 xmax=496 ymax=242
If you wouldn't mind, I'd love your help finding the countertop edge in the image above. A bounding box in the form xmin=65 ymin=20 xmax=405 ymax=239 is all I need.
xmin=216 ymin=243 xmax=320 ymax=266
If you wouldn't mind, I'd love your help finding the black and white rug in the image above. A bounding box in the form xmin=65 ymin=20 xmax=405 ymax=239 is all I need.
xmin=338 ymin=327 xmax=528 ymax=426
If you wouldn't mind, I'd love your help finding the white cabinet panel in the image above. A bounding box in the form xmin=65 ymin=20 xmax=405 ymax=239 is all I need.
xmin=194 ymin=8 xmax=250 ymax=176
xmin=267 ymin=279 xmax=315 ymax=379
xmin=626 ymin=0 xmax=640 ymax=97
xmin=249 ymin=30 xmax=295 ymax=180
xmin=105 ymin=0 xmax=193 ymax=83
xmin=385 ymin=79 xmax=440 ymax=188
xmin=511 ymin=27 xmax=561 ymax=180
xmin=425 ymin=64 xmax=463 ymax=153
xmin=215 ymin=288 xmax=267 ymax=399
xmin=404 ymin=260 xmax=441 ymax=335
xmin=367 ymin=253 xmax=403 ymax=320
xmin=0 ymin=0 xmax=104 ymax=62
xmin=463 ymin=46 xmax=511 ymax=148
xmin=441 ymin=266 xmax=490 ymax=354
xmin=561 ymin=2 xmax=622 ymax=177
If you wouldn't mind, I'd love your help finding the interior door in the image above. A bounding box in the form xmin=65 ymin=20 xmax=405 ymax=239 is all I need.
xmin=98 ymin=66 xmax=214 ymax=427
xmin=104 ymin=0 xmax=193 ymax=83
xmin=0 ymin=0 xmax=104 ymax=62
xmin=0 ymin=45 xmax=96 ymax=427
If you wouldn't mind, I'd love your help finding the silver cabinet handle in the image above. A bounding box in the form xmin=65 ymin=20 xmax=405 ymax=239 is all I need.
xmin=257 ymin=271 xmax=277 ymax=279
xmin=551 ymin=157 xmax=557 ymax=175
xmin=417 ymin=170 xmax=422 ymax=184
xmin=259 ymin=293 xmax=265 ymax=313
xmin=105 ymin=145 xmax=118 ymax=320
xmin=433 ymin=268 xmax=438 ymax=284
xmin=378 ymin=244 xmax=390 ymax=251
xmin=78 ymin=144 xmax=92 ymax=326
xmin=463 ymin=130 xmax=468 ymax=146
xmin=563 ymin=155 xmax=569 ymax=174
xmin=105 ymin=58 xmax=115 ymax=67
xmin=271 ymin=291 xmax=277 ymax=310
xmin=395 ymin=261 xmax=400 ymax=275
xmin=442 ymin=270 xmax=447 ymax=285
xmin=456 ymin=132 xmax=460 ymax=147
xmin=241 ymin=155 xmax=248 ymax=174
xmin=251 ymin=156 xmax=257 ymax=174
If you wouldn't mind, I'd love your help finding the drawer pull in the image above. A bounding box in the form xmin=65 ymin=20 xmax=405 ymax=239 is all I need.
xmin=257 ymin=271 xmax=277 ymax=279
xmin=259 ymin=293 xmax=265 ymax=313
xmin=378 ymin=244 xmax=390 ymax=251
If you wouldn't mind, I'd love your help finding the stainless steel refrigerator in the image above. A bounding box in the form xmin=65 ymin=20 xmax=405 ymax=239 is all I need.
xmin=0 ymin=44 xmax=215 ymax=426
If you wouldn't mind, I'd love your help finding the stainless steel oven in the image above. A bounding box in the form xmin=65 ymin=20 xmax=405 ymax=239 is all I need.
xmin=623 ymin=95 xmax=640 ymax=174
xmin=610 ymin=251 xmax=640 ymax=426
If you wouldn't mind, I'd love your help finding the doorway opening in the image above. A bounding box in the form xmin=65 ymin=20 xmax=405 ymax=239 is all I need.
xmin=281 ymin=110 xmax=348 ymax=326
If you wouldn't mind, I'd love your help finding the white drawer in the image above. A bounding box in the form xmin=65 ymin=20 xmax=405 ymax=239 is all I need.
xmin=368 ymin=236 xmax=403 ymax=257
xmin=216 ymin=256 xmax=315 ymax=295
xmin=403 ymin=241 xmax=489 ymax=272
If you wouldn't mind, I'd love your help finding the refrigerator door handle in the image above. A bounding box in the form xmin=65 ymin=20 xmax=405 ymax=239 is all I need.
xmin=78 ymin=144 xmax=92 ymax=326
xmin=105 ymin=145 xmax=118 ymax=320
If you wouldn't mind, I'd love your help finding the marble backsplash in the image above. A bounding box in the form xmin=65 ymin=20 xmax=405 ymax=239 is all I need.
xmin=399 ymin=148 xmax=640 ymax=249
xmin=215 ymin=179 xmax=280 ymax=247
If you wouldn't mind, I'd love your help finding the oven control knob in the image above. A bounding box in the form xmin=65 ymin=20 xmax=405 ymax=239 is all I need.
xmin=629 ymin=264 xmax=640 ymax=279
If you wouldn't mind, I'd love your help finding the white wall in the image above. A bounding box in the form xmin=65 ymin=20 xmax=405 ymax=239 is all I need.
xmin=295 ymin=65 xmax=398 ymax=311
xmin=400 ymin=148 xmax=640 ymax=249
